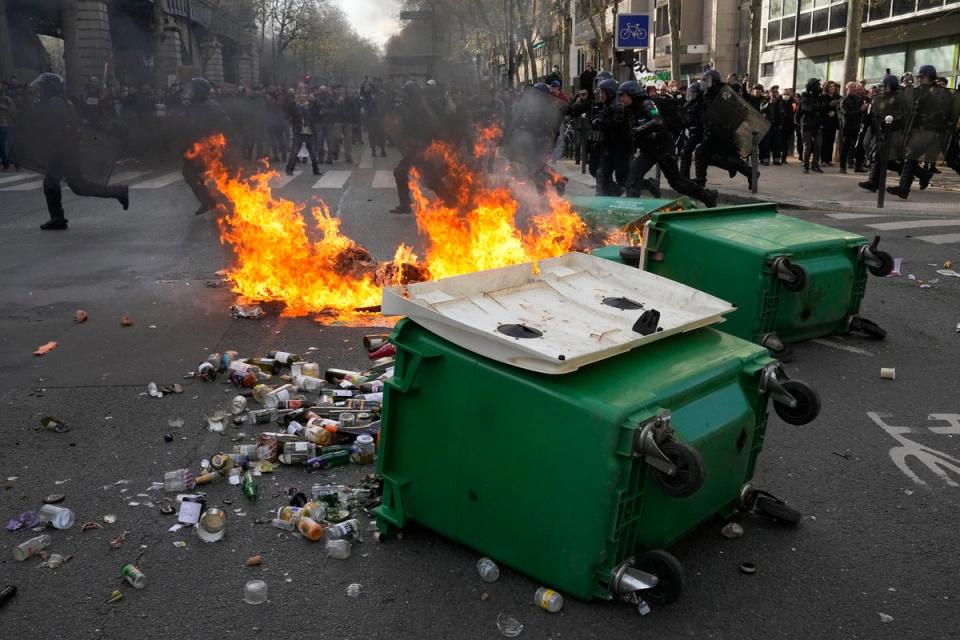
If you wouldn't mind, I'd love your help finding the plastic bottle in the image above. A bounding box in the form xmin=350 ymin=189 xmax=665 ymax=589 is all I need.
xmin=351 ymin=434 xmax=376 ymax=465
xmin=293 ymin=374 xmax=325 ymax=393
xmin=121 ymin=564 xmax=147 ymax=589
xmin=12 ymin=534 xmax=52 ymax=561
xmin=263 ymin=384 xmax=297 ymax=409
xmin=268 ymin=350 xmax=302 ymax=365
xmin=241 ymin=472 xmax=258 ymax=502
xmin=197 ymin=361 xmax=217 ymax=382
xmin=297 ymin=516 xmax=325 ymax=541
xmin=301 ymin=500 xmax=327 ymax=521
xmin=476 ymin=557 xmax=500 ymax=583
xmin=163 ymin=468 xmax=195 ymax=492
xmin=325 ymin=539 xmax=352 ymax=559
xmin=534 ymin=587 xmax=563 ymax=613
xmin=325 ymin=518 xmax=362 ymax=541
xmin=230 ymin=395 xmax=248 ymax=415
xmin=233 ymin=408 xmax=278 ymax=426
xmin=271 ymin=518 xmax=295 ymax=531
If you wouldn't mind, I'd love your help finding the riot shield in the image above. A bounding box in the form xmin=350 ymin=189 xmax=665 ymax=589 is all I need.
xmin=700 ymin=85 xmax=769 ymax=157
xmin=11 ymin=109 xmax=119 ymax=184
xmin=905 ymin=85 xmax=958 ymax=161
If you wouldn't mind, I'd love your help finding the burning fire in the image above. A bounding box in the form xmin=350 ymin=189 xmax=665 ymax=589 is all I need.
xmin=189 ymin=133 xmax=586 ymax=322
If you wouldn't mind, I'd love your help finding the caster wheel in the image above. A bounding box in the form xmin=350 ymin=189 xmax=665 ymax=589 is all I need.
xmin=778 ymin=261 xmax=807 ymax=292
xmin=635 ymin=550 xmax=684 ymax=605
xmin=849 ymin=316 xmax=887 ymax=340
xmin=650 ymin=441 xmax=706 ymax=498
xmin=867 ymin=249 xmax=894 ymax=277
xmin=619 ymin=246 xmax=643 ymax=268
xmin=772 ymin=380 xmax=821 ymax=425
xmin=754 ymin=495 xmax=802 ymax=525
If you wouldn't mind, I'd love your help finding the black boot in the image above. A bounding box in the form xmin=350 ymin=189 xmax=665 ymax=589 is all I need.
xmin=41 ymin=218 xmax=68 ymax=230
xmin=312 ymin=164 xmax=321 ymax=176
xmin=117 ymin=185 xmax=130 ymax=210
xmin=917 ymin=165 xmax=933 ymax=190
xmin=645 ymin=178 xmax=662 ymax=199
xmin=701 ymin=188 xmax=718 ymax=208
xmin=858 ymin=181 xmax=877 ymax=192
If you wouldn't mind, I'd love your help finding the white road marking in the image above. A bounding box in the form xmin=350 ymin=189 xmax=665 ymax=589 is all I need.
xmin=358 ymin=146 xmax=373 ymax=169
xmin=0 ymin=172 xmax=38 ymax=185
xmin=313 ymin=170 xmax=352 ymax=189
xmin=372 ymin=170 xmax=395 ymax=188
xmin=868 ymin=219 xmax=960 ymax=231
xmin=271 ymin=172 xmax=300 ymax=187
xmin=810 ymin=338 xmax=875 ymax=356
xmin=131 ymin=171 xmax=182 ymax=189
xmin=109 ymin=170 xmax=151 ymax=184
xmin=0 ymin=179 xmax=43 ymax=191
xmin=826 ymin=213 xmax=885 ymax=220
xmin=914 ymin=232 xmax=960 ymax=245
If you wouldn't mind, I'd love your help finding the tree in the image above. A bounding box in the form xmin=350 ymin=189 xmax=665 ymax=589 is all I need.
xmin=842 ymin=0 xmax=865 ymax=83
xmin=585 ymin=0 xmax=614 ymax=72
xmin=747 ymin=0 xmax=762 ymax=82
xmin=668 ymin=0 xmax=681 ymax=82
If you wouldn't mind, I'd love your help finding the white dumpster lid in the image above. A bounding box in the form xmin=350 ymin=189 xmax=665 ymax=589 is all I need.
xmin=381 ymin=252 xmax=734 ymax=374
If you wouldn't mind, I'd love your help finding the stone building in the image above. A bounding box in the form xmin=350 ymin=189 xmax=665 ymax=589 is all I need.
xmin=0 ymin=0 xmax=259 ymax=94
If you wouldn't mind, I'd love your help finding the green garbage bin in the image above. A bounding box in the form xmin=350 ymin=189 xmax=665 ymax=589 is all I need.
xmin=566 ymin=195 xmax=699 ymax=233
xmin=596 ymin=203 xmax=893 ymax=352
xmin=374 ymin=318 xmax=819 ymax=609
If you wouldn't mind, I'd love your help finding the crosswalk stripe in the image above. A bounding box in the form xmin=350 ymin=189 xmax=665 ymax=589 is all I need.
xmin=867 ymin=219 xmax=960 ymax=231
xmin=131 ymin=171 xmax=182 ymax=189
xmin=313 ymin=170 xmax=351 ymax=189
xmin=0 ymin=172 xmax=38 ymax=185
xmin=914 ymin=232 xmax=960 ymax=245
xmin=358 ymin=147 xmax=373 ymax=169
xmin=372 ymin=170 xmax=395 ymax=188
xmin=109 ymin=170 xmax=151 ymax=184
xmin=271 ymin=172 xmax=300 ymax=188
xmin=0 ymin=179 xmax=43 ymax=191
xmin=826 ymin=213 xmax=885 ymax=220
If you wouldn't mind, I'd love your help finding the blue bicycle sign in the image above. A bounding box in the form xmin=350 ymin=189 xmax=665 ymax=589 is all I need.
xmin=615 ymin=14 xmax=650 ymax=49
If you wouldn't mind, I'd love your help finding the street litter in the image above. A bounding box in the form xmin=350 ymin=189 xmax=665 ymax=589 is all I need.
xmin=74 ymin=310 xmax=88 ymax=323
xmin=39 ymin=553 xmax=71 ymax=569
xmin=81 ymin=522 xmax=102 ymax=532
xmin=39 ymin=416 xmax=71 ymax=433
xmin=232 ymin=304 xmax=264 ymax=319
xmin=477 ymin=557 xmax=500 ymax=583
xmin=888 ymin=257 xmax=903 ymax=277
xmin=879 ymin=613 xmax=894 ymax=623
xmin=534 ymin=587 xmax=563 ymax=613
xmin=245 ymin=554 xmax=262 ymax=566
xmin=880 ymin=368 xmax=896 ymax=380
xmin=33 ymin=341 xmax=58 ymax=356
xmin=720 ymin=522 xmax=744 ymax=539
xmin=496 ymin=614 xmax=523 ymax=637
xmin=122 ymin=564 xmax=147 ymax=588
xmin=120 ymin=314 xmax=133 ymax=327
xmin=346 ymin=583 xmax=362 ymax=598
xmin=0 ymin=586 xmax=17 ymax=608
xmin=110 ymin=531 xmax=128 ymax=549
xmin=936 ymin=269 xmax=960 ymax=278
xmin=244 ymin=579 xmax=268 ymax=604
xmin=739 ymin=562 xmax=758 ymax=574
xmin=42 ymin=494 xmax=65 ymax=504
xmin=12 ymin=534 xmax=52 ymax=561
xmin=103 ymin=514 xmax=117 ymax=524
xmin=37 ymin=504 xmax=75 ymax=529
xmin=107 ymin=589 xmax=123 ymax=604
xmin=147 ymin=382 xmax=163 ymax=398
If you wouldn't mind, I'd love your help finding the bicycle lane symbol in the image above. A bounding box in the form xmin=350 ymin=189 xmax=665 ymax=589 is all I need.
xmin=867 ymin=412 xmax=960 ymax=487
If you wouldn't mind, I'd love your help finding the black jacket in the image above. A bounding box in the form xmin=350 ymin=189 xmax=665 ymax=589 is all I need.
xmin=839 ymin=95 xmax=865 ymax=131
xmin=798 ymin=91 xmax=830 ymax=129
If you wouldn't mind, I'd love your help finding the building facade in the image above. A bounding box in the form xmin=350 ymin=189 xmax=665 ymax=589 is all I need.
xmin=0 ymin=0 xmax=259 ymax=94
xmin=759 ymin=0 xmax=960 ymax=89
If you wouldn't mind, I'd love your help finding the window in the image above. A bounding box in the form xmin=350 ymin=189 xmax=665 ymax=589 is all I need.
xmin=829 ymin=2 xmax=848 ymax=29
xmin=767 ymin=19 xmax=782 ymax=42
xmin=916 ymin=0 xmax=944 ymax=9
xmin=784 ymin=0 xmax=799 ymax=14
xmin=781 ymin=15 xmax=796 ymax=38
xmin=801 ymin=0 xmax=814 ymax=9
xmin=862 ymin=46 xmax=906 ymax=80
xmin=907 ymin=39 xmax=957 ymax=75
xmin=798 ymin=10 xmax=812 ymax=34
xmin=867 ymin=0 xmax=892 ymax=21
xmin=797 ymin=56 xmax=829 ymax=82
xmin=762 ymin=62 xmax=775 ymax=76
xmin=770 ymin=0 xmax=784 ymax=18
xmin=655 ymin=5 xmax=670 ymax=37
xmin=827 ymin=55 xmax=846 ymax=81
xmin=892 ymin=0 xmax=916 ymax=14
xmin=812 ymin=8 xmax=829 ymax=30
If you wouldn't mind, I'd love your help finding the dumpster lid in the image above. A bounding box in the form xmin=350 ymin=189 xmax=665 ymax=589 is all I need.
xmin=382 ymin=252 xmax=734 ymax=374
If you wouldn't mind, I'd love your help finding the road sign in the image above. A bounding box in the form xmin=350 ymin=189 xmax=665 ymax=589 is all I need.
xmin=615 ymin=14 xmax=649 ymax=50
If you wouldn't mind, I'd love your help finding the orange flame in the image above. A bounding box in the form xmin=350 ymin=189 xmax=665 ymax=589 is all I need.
xmin=472 ymin=123 xmax=502 ymax=159
xmin=191 ymin=133 xmax=586 ymax=322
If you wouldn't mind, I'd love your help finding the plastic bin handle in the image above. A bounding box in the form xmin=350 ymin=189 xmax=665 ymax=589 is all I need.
xmin=389 ymin=343 xmax=442 ymax=394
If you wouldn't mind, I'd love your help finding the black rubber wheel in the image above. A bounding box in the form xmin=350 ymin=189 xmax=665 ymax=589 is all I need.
xmin=650 ymin=441 xmax=706 ymax=498
xmin=849 ymin=317 xmax=887 ymax=340
xmin=867 ymin=249 xmax=894 ymax=277
xmin=754 ymin=495 xmax=802 ymax=525
xmin=779 ymin=262 xmax=808 ymax=292
xmin=635 ymin=550 xmax=684 ymax=605
xmin=619 ymin=246 xmax=643 ymax=268
xmin=772 ymin=380 xmax=822 ymax=425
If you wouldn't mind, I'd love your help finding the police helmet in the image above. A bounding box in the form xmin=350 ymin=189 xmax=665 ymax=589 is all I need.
xmin=618 ymin=80 xmax=644 ymax=98
xmin=533 ymin=83 xmax=550 ymax=94
xmin=805 ymin=77 xmax=821 ymax=93
xmin=880 ymin=74 xmax=899 ymax=91
xmin=30 ymin=72 xmax=65 ymax=99
xmin=598 ymin=78 xmax=619 ymax=95
xmin=701 ymin=69 xmax=722 ymax=89
xmin=688 ymin=81 xmax=703 ymax=94
xmin=596 ymin=70 xmax=613 ymax=83
xmin=189 ymin=77 xmax=212 ymax=101
xmin=916 ymin=65 xmax=937 ymax=80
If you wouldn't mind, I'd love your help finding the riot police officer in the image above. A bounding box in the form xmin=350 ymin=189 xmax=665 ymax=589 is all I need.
xmin=620 ymin=81 xmax=718 ymax=207
xmin=886 ymin=65 xmax=959 ymax=199
xmin=858 ymin=75 xmax=909 ymax=193
xmin=181 ymin=77 xmax=232 ymax=215
xmin=590 ymin=78 xmax=631 ymax=196
xmin=694 ymin=69 xmax=754 ymax=189
xmin=680 ymin=82 xmax=705 ymax=178
xmin=26 ymin=73 xmax=130 ymax=230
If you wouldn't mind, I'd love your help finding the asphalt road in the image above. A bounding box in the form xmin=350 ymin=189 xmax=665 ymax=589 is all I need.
xmin=0 ymin=152 xmax=958 ymax=640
